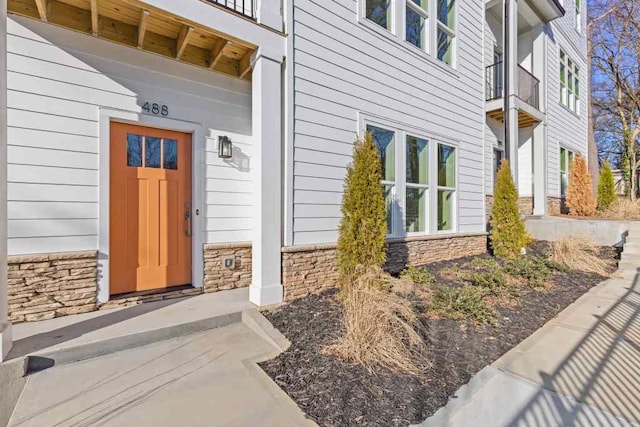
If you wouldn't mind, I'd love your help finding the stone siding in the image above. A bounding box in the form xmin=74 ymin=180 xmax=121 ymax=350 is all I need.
xmin=517 ymin=197 xmax=533 ymax=216
xmin=548 ymin=197 xmax=563 ymax=216
xmin=8 ymin=251 xmax=98 ymax=323
xmin=99 ymin=287 xmax=202 ymax=310
xmin=281 ymin=233 xmax=487 ymax=302
xmin=203 ymin=243 xmax=252 ymax=292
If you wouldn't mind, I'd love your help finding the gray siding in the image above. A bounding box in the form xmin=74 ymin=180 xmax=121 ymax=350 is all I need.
xmin=291 ymin=0 xmax=486 ymax=245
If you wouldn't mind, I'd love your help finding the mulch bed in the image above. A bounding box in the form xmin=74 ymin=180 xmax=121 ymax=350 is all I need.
xmin=259 ymin=242 xmax=619 ymax=427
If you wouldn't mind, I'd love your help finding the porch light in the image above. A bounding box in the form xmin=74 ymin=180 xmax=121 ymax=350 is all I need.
xmin=218 ymin=136 xmax=233 ymax=159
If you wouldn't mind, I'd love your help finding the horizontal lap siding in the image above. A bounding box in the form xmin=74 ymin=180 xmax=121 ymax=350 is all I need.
xmin=7 ymin=16 xmax=252 ymax=255
xmin=292 ymin=0 xmax=485 ymax=245
xmin=545 ymin=2 xmax=588 ymax=198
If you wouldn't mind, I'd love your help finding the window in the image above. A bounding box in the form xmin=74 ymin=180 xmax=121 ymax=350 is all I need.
xmin=127 ymin=134 xmax=143 ymax=167
xmin=493 ymin=144 xmax=504 ymax=187
xmin=560 ymin=147 xmax=575 ymax=197
xmin=363 ymin=0 xmax=456 ymax=67
xmin=366 ymin=120 xmax=457 ymax=236
xmin=366 ymin=0 xmax=393 ymax=31
xmin=126 ymin=133 xmax=179 ymax=170
xmin=405 ymin=135 xmax=429 ymax=232
xmin=368 ymin=124 xmax=396 ymax=233
xmin=575 ymin=0 xmax=581 ymax=32
xmin=560 ymin=49 xmax=580 ymax=114
xmin=437 ymin=144 xmax=456 ymax=231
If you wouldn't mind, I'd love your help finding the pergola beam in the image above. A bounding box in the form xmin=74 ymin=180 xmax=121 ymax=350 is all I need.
xmin=176 ymin=25 xmax=193 ymax=60
xmin=137 ymin=9 xmax=150 ymax=49
xmin=34 ymin=0 xmax=47 ymax=21
xmin=238 ymin=50 xmax=252 ymax=79
xmin=209 ymin=39 xmax=228 ymax=70
xmin=90 ymin=0 xmax=99 ymax=36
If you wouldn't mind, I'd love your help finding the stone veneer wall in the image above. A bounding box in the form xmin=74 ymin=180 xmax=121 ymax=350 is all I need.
xmin=7 ymin=251 xmax=98 ymax=323
xmin=203 ymin=242 xmax=252 ymax=292
xmin=486 ymin=195 xmax=537 ymax=217
xmin=548 ymin=197 xmax=563 ymax=216
xmin=281 ymin=233 xmax=487 ymax=302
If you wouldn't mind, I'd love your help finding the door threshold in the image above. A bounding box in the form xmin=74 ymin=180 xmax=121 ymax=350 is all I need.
xmin=102 ymin=285 xmax=202 ymax=310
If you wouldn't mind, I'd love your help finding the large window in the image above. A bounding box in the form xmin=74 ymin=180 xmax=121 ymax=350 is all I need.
xmin=367 ymin=121 xmax=457 ymax=236
xmin=560 ymin=50 xmax=580 ymax=114
xmin=363 ymin=0 xmax=456 ymax=67
xmin=560 ymin=146 xmax=575 ymax=197
xmin=575 ymin=0 xmax=581 ymax=32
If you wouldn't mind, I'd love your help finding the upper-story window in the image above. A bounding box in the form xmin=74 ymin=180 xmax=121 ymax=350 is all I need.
xmin=575 ymin=0 xmax=581 ymax=32
xmin=364 ymin=0 xmax=457 ymax=67
xmin=560 ymin=50 xmax=580 ymax=115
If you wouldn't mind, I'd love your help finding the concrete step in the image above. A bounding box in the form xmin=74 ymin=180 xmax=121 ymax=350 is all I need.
xmin=615 ymin=260 xmax=640 ymax=273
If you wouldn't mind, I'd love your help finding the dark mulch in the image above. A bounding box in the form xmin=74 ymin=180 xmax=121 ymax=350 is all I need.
xmin=259 ymin=243 xmax=619 ymax=427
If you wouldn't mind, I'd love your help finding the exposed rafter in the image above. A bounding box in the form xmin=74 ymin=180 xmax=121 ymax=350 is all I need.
xmin=238 ymin=50 xmax=252 ymax=80
xmin=209 ymin=39 xmax=228 ymax=70
xmin=34 ymin=0 xmax=47 ymax=21
xmin=137 ymin=9 xmax=149 ymax=49
xmin=176 ymin=25 xmax=193 ymax=60
xmin=90 ymin=0 xmax=99 ymax=36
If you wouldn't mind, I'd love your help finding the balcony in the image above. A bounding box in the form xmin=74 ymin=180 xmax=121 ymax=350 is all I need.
xmin=206 ymin=0 xmax=256 ymax=20
xmin=485 ymin=62 xmax=542 ymax=127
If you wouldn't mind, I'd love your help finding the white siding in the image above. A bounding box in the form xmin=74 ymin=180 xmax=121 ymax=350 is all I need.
xmin=290 ymin=0 xmax=486 ymax=245
xmin=6 ymin=16 xmax=252 ymax=255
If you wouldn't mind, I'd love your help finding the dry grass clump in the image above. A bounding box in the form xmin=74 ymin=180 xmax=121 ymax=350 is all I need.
xmin=549 ymin=235 xmax=612 ymax=276
xmin=326 ymin=266 xmax=429 ymax=375
xmin=598 ymin=198 xmax=640 ymax=220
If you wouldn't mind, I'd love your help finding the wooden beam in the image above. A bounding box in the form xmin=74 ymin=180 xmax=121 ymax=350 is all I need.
xmin=238 ymin=51 xmax=253 ymax=79
xmin=137 ymin=9 xmax=150 ymax=49
xmin=176 ymin=25 xmax=193 ymax=60
xmin=208 ymin=39 xmax=229 ymax=70
xmin=90 ymin=0 xmax=99 ymax=36
xmin=34 ymin=0 xmax=47 ymax=21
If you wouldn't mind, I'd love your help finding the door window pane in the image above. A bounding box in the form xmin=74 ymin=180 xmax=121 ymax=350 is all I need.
xmin=366 ymin=0 xmax=392 ymax=30
xmin=127 ymin=134 xmax=143 ymax=167
xmin=437 ymin=0 xmax=455 ymax=28
xmin=145 ymin=137 xmax=161 ymax=168
xmin=406 ymin=6 xmax=426 ymax=49
xmin=367 ymin=125 xmax=396 ymax=181
xmin=164 ymin=139 xmax=178 ymax=170
xmin=406 ymin=136 xmax=428 ymax=184
xmin=406 ymin=187 xmax=427 ymax=232
xmin=437 ymin=190 xmax=454 ymax=231
xmin=437 ymin=30 xmax=453 ymax=65
xmin=438 ymin=144 xmax=456 ymax=187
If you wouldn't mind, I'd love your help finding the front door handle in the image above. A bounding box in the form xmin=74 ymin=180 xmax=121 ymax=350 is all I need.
xmin=184 ymin=202 xmax=192 ymax=237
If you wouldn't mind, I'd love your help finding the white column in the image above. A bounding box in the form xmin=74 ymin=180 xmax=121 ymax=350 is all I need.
xmin=0 ymin=0 xmax=12 ymax=361
xmin=532 ymin=26 xmax=547 ymax=215
xmin=250 ymin=48 xmax=284 ymax=307
xmin=504 ymin=0 xmax=519 ymax=182
xmin=257 ymin=0 xmax=283 ymax=32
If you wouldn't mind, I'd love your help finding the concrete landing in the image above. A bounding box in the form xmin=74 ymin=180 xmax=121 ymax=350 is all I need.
xmin=7 ymin=288 xmax=254 ymax=365
xmin=8 ymin=323 xmax=314 ymax=427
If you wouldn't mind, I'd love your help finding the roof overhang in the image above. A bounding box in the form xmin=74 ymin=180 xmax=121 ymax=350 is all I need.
xmin=525 ymin=0 xmax=566 ymax=23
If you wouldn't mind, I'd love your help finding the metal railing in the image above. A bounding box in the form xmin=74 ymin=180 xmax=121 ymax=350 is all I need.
xmin=485 ymin=61 xmax=540 ymax=110
xmin=205 ymin=0 xmax=256 ymax=20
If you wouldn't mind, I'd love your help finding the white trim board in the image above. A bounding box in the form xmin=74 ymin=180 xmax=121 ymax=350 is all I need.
xmin=97 ymin=108 xmax=205 ymax=304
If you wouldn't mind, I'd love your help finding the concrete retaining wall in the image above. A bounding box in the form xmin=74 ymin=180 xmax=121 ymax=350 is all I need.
xmin=525 ymin=216 xmax=640 ymax=247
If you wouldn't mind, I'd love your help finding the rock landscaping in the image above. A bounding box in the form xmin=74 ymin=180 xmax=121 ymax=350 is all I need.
xmin=260 ymin=241 xmax=618 ymax=427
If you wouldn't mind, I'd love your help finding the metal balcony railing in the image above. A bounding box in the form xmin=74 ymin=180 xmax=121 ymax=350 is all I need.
xmin=205 ymin=0 xmax=256 ymax=20
xmin=485 ymin=61 xmax=540 ymax=110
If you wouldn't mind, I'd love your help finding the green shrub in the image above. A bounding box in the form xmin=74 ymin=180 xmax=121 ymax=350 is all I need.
xmin=400 ymin=266 xmax=436 ymax=285
xmin=503 ymin=256 xmax=550 ymax=287
xmin=337 ymin=133 xmax=388 ymax=281
xmin=597 ymin=161 xmax=616 ymax=211
xmin=471 ymin=257 xmax=501 ymax=270
xmin=469 ymin=270 xmax=507 ymax=290
xmin=430 ymin=285 xmax=497 ymax=325
xmin=490 ymin=160 xmax=531 ymax=258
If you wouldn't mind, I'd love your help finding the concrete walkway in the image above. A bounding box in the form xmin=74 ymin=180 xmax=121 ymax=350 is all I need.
xmin=419 ymin=240 xmax=640 ymax=426
xmin=8 ymin=322 xmax=314 ymax=427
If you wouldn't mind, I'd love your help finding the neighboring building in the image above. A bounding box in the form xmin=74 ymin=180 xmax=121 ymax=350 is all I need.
xmin=0 ymin=0 xmax=588 ymax=357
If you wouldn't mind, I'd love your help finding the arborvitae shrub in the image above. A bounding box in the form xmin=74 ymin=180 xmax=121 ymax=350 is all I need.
xmin=597 ymin=161 xmax=616 ymax=211
xmin=336 ymin=132 xmax=387 ymax=281
xmin=566 ymin=153 xmax=597 ymax=216
xmin=490 ymin=160 xmax=530 ymax=258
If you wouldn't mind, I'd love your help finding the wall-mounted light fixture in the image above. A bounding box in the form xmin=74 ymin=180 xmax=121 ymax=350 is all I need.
xmin=218 ymin=135 xmax=233 ymax=159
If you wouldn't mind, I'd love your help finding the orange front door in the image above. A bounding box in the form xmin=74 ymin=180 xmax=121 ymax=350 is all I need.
xmin=110 ymin=123 xmax=192 ymax=295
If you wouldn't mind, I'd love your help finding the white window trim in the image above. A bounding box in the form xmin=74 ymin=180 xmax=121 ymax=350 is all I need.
xmin=359 ymin=0 xmax=458 ymax=69
xmin=361 ymin=114 xmax=459 ymax=238
xmin=560 ymin=48 xmax=580 ymax=115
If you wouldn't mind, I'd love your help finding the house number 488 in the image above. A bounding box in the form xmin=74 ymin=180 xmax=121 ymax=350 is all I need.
xmin=142 ymin=102 xmax=169 ymax=117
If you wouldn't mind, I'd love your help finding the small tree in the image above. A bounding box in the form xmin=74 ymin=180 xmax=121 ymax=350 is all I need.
xmin=597 ymin=161 xmax=616 ymax=211
xmin=336 ymin=132 xmax=387 ymax=280
xmin=566 ymin=154 xmax=597 ymax=216
xmin=490 ymin=160 xmax=530 ymax=258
